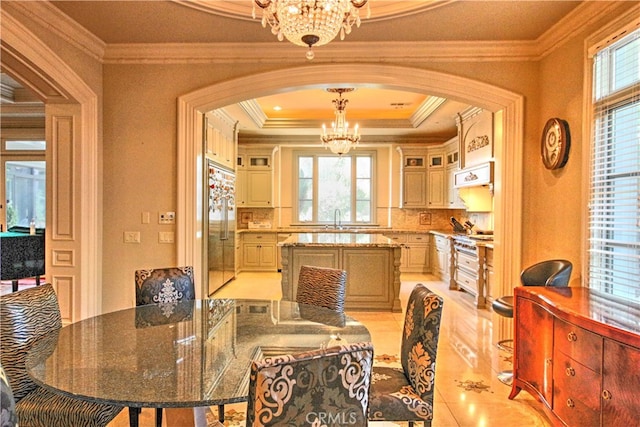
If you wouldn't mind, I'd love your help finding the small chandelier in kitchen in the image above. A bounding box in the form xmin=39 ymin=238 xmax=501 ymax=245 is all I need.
xmin=321 ymin=88 xmax=360 ymax=155
xmin=252 ymin=0 xmax=369 ymax=60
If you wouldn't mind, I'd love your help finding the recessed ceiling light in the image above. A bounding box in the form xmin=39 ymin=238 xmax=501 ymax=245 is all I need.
xmin=273 ymin=106 xmax=282 ymax=111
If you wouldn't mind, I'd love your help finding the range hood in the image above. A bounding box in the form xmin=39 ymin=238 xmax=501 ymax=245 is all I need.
xmin=454 ymin=161 xmax=494 ymax=188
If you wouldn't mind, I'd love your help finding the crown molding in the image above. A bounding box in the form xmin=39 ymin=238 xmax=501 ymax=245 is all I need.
xmin=103 ymin=40 xmax=541 ymax=64
xmin=4 ymin=1 xmax=105 ymax=62
xmin=411 ymin=96 xmax=446 ymax=128
xmin=7 ymin=0 xmax=621 ymax=65
xmin=238 ymin=99 xmax=268 ymax=128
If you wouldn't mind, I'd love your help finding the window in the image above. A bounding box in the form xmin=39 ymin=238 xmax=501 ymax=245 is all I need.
xmin=588 ymin=26 xmax=640 ymax=303
xmin=295 ymin=152 xmax=374 ymax=225
xmin=1 ymin=139 xmax=47 ymax=231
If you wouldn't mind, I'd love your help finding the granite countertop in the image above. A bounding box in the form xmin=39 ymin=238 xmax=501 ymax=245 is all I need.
xmin=238 ymin=227 xmax=431 ymax=234
xmin=279 ymin=232 xmax=403 ymax=248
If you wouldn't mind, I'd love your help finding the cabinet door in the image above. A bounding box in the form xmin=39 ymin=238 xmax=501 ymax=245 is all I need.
xmin=427 ymin=169 xmax=445 ymax=208
xmin=242 ymin=244 xmax=261 ymax=268
xmin=236 ymin=169 xmax=247 ymax=207
xmin=246 ymin=170 xmax=272 ymax=207
xmin=259 ymin=244 xmax=277 ymax=268
xmin=403 ymin=170 xmax=427 ymax=207
xmin=602 ymin=339 xmax=640 ymax=426
xmin=514 ymin=298 xmax=554 ymax=405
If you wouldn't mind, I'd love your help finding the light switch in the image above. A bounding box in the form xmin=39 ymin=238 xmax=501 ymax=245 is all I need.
xmin=159 ymin=231 xmax=174 ymax=243
xmin=141 ymin=212 xmax=150 ymax=224
xmin=124 ymin=231 xmax=140 ymax=243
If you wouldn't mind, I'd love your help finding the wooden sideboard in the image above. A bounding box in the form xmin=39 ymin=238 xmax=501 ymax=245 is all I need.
xmin=510 ymin=286 xmax=640 ymax=426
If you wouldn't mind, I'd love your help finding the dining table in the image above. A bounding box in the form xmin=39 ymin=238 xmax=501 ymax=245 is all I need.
xmin=25 ymin=298 xmax=371 ymax=426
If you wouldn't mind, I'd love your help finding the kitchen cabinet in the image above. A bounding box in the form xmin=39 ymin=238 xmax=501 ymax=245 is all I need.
xmin=402 ymin=154 xmax=427 ymax=208
xmin=241 ymin=232 xmax=276 ymax=271
xmin=432 ymin=233 xmax=452 ymax=283
xmin=485 ymin=246 xmax=494 ymax=301
xmin=445 ymin=138 xmax=466 ymax=209
xmin=511 ymin=287 xmax=640 ymax=426
xmin=383 ymin=233 xmax=431 ymax=273
xmin=236 ymin=152 xmax=272 ymax=207
xmin=204 ymin=111 xmax=236 ymax=169
xmin=427 ymin=148 xmax=445 ymax=208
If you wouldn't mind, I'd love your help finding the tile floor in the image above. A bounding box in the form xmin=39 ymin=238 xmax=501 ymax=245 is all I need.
xmin=108 ymin=271 xmax=552 ymax=426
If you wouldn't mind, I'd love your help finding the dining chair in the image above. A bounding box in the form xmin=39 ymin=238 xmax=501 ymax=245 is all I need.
xmin=368 ymin=284 xmax=444 ymax=427
xmin=245 ymin=341 xmax=374 ymax=427
xmin=0 ymin=284 xmax=123 ymax=427
xmin=296 ymin=265 xmax=347 ymax=313
xmin=1 ymin=365 xmax=18 ymax=427
xmin=134 ymin=265 xmax=196 ymax=427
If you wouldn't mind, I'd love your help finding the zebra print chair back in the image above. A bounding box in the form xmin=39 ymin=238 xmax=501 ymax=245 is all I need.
xmin=0 ymin=284 xmax=122 ymax=426
xmin=246 ymin=342 xmax=374 ymax=427
xmin=1 ymin=365 xmax=18 ymax=427
xmin=296 ymin=265 xmax=347 ymax=313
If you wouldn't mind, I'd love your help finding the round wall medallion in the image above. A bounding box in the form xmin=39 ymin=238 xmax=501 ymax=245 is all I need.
xmin=541 ymin=118 xmax=571 ymax=170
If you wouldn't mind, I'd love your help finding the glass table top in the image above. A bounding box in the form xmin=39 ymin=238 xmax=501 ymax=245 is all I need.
xmin=26 ymin=299 xmax=371 ymax=408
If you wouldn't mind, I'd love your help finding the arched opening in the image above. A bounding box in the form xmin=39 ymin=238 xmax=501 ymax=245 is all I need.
xmin=177 ymin=64 xmax=524 ymax=326
xmin=1 ymin=10 xmax=101 ymax=321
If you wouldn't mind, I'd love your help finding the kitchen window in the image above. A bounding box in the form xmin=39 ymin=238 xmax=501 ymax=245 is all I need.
xmin=587 ymin=25 xmax=640 ymax=303
xmin=295 ymin=151 xmax=374 ymax=225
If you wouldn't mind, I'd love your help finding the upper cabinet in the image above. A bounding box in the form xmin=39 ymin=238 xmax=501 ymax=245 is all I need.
xmin=236 ymin=147 xmax=273 ymax=208
xmin=402 ymin=151 xmax=428 ymax=208
xmin=204 ymin=110 xmax=237 ymax=169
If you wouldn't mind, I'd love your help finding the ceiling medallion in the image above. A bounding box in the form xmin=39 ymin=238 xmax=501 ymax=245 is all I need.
xmin=321 ymin=88 xmax=360 ymax=155
xmin=252 ymin=0 xmax=369 ymax=60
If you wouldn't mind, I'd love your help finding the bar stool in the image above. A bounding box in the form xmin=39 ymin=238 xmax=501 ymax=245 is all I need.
xmin=492 ymin=296 xmax=514 ymax=384
xmin=492 ymin=259 xmax=573 ymax=385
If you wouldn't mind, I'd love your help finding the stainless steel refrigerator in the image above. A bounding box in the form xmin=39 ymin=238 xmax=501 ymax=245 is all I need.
xmin=207 ymin=161 xmax=236 ymax=296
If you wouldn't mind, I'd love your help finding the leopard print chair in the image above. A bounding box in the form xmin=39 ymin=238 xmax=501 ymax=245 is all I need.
xmin=0 ymin=284 xmax=123 ymax=426
xmin=368 ymin=284 xmax=444 ymax=427
xmin=296 ymin=265 xmax=347 ymax=313
xmin=134 ymin=266 xmax=196 ymax=427
xmin=246 ymin=342 xmax=374 ymax=427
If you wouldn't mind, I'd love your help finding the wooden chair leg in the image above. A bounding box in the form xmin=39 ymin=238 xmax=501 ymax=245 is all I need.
xmin=218 ymin=404 xmax=225 ymax=422
xmin=156 ymin=408 xmax=163 ymax=427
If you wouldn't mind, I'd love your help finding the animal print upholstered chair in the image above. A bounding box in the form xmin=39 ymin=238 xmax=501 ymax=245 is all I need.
xmin=296 ymin=265 xmax=347 ymax=313
xmin=368 ymin=284 xmax=444 ymax=427
xmin=1 ymin=364 xmax=18 ymax=427
xmin=246 ymin=342 xmax=374 ymax=427
xmin=0 ymin=284 xmax=122 ymax=426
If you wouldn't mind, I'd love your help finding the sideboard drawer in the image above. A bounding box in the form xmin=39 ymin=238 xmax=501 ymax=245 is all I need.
xmin=554 ymin=318 xmax=602 ymax=371
xmin=553 ymin=350 xmax=600 ymax=410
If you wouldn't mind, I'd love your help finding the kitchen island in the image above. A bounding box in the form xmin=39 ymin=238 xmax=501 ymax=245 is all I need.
xmin=279 ymin=233 xmax=403 ymax=312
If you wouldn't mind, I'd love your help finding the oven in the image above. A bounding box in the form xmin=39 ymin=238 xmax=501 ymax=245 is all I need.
xmin=452 ymin=235 xmax=488 ymax=308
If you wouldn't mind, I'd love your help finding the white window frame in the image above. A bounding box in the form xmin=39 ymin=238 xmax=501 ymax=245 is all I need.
xmin=293 ymin=149 xmax=376 ymax=226
xmin=584 ymin=18 xmax=640 ymax=304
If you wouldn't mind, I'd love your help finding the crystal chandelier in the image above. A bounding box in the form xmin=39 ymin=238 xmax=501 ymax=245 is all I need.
xmin=252 ymin=0 xmax=369 ymax=60
xmin=321 ymin=88 xmax=360 ymax=155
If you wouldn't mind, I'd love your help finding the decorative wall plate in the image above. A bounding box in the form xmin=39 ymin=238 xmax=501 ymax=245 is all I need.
xmin=541 ymin=118 xmax=571 ymax=170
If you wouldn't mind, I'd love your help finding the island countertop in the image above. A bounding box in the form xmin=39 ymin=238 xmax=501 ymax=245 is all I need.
xmin=279 ymin=232 xmax=402 ymax=248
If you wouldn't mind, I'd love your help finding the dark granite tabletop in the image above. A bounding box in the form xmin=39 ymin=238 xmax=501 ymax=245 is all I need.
xmin=26 ymin=299 xmax=370 ymax=409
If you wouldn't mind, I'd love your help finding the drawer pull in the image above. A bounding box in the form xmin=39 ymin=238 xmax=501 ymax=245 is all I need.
xmin=565 ymin=367 xmax=575 ymax=377
xmin=602 ymin=389 xmax=612 ymax=400
xmin=566 ymin=398 xmax=575 ymax=408
xmin=567 ymin=331 xmax=578 ymax=342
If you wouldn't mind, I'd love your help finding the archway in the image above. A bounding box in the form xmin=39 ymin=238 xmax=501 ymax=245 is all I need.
xmin=1 ymin=8 xmax=102 ymax=321
xmin=177 ymin=64 xmax=524 ymax=323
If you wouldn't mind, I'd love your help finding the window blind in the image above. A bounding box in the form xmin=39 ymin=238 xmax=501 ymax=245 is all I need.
xmin=588 ymin=27 xmax=640 ymax=303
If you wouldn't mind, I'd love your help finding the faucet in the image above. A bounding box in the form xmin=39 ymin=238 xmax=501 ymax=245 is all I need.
xmin=333 ymin=209 xmax=342 ymax=229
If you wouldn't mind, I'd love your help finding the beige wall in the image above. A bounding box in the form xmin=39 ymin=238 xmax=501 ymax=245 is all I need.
xmin=3 ymin=1 xmax=637 ymax=313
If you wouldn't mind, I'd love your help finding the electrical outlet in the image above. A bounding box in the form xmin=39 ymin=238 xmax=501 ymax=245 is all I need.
xmin=141 ymin=212 xmax=150 ymax=224
xmin=159 ymin=212 xmax=175 ymax=224
xmin=124 ymin=231 xmax=140 ymax=243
